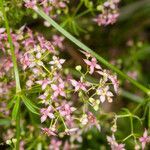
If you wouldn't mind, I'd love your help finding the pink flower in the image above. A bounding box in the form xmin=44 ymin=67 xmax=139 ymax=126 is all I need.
xmin=36 ymin=79 xmax=51 ymax=90
xmin=51 ymin=81 xmax=66 ymax=97
xmin=94 ymin=12 xmax=118 ymax=26
xmin=41 ymin=127 xmax=57 ymax=136
xmin=84 ymin=57 xmax=101 ymax=74
xmin=39 ymin=93 xmax=47 ymax=101
xmin=20 ymin=54 xmax=30 ymax=70
xmin=81 ymin=50 xmax=92 ymax=58
xmin=0 ymin=28 xmax=5 ymax=34
xmin=59 ymin=2 xmax=66 ymax=8
xmin=43 ymin=6 xmax=52 ymax=15
xmin=39 ymin=96 xmax=49 ymax=105
xmin=63 ymin=141 xmax=71 ymax=150
xmin=97 ymin=70 xmax=119 ymax=93
xmin=37 ymin=35 xmax=55 ymax=52
xmin=4 ymin=59 xmax=13 ymax=71
xmin=49 ymin=56 xmax=65 ymax=69
xmin=22 ymin=37 xmax=35 ymax=47
xmin=93 ymin=14 xmax=107 ymax=26
xmin=24 ymin=0 xmax=36 ymax=9
xmin=65 ymin=128 xmax=79 ymax=135
xmin=97 ymin=86 xmax=113 ymax=103
xmin=108 ymin=75 xmax=119 ymax=93
xmin=127 ymin=71 xmax=138 ymax=80
xmin=93 ymin=0 xmax=120 ymax=26
xmin=40 ymin=106 xmax=55 ymax=123
xmin=19 ymin=141 xmax=25 ymax=150
xmin=107 ymin=135 xmax=125 ymax=150
xmin=87 ymin=112 xmax=101 ymax=131
xmin=49 ymin=138 xmax=62 ymax=150
xmin=52 ymin=35 xmax=64 ymax=49
xmin=0 ymin=28 xmax=6 ymax=41
xmin=139 ymin=129 xmax=150 ymax=150
xmin=57 ymin=103 xmax=75 ymax=119
xmin=70 ymin=78 xmax=88 ymax=91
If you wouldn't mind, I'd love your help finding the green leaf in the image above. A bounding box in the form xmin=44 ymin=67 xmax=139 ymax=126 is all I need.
xmin=8 ymin=95 xmax=17 ymax=109
xmin=12 ymin=97 xmax=20 ymax=120
xmin=0 ymin=119 xmax=11 ymax=126
xmin=21 ymin=95 xmax=39 ymax=115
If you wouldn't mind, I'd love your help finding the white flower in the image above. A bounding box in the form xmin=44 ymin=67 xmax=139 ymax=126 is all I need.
xmin=97 ymin=86 xmax=113 ymax=103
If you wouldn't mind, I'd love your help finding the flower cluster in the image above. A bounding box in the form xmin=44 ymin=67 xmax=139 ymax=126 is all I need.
xmin=94 ymin=0 xmax=120 ymax=26
xmin=0 ymin=26 xmax=120 ymax=148
xmin=1 ymin=25 xmax=149 ymax=149
xmin=24 ymin=0 xmax=69 ymax=26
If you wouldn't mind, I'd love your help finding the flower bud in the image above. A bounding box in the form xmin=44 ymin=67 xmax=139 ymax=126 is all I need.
xmin=78 ymin=91 xmax=83 ymax=97
xmin=89 ymin=97 xmax=94 ymax=103
xmin=97 ymin=5 xmax=103 ymax=11
xmin=6 ymin=140 xmax=12 ymax=145
xmin=75 ymin=65 xmax=82 ymax=71
xmin=111 ymin=124 xmax=117 ymax=132
xmin=12 ymin=138 xmax=17 ymax=143
xmin=135 ymin=144 xmax=140 ymax=150
xmin=94 ymin=105 xmax=99 ymax=111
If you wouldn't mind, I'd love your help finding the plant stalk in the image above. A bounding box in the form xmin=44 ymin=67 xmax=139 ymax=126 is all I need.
xmin=0 ymin=0 xmax=21 ymax=149
xmin=16 ymin=100 xmax=20 ymax=150
xmin=0 ymin=0 xmax=21 ymax=93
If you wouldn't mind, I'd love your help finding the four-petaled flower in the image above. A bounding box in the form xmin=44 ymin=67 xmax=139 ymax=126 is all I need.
xmin=49 ymin=56 xmax=65 ymax=69
xmin=20 ymin=54 xmax=30 ymax=70
xmin=70 ymin=78 xmax=88 ymax=91
xmin=97 ymin=70 xmax=119 ymax=93
xmin=41 ymin=127 xmax=57 ymax=136
xmin=57 ymin=103 xmax=76 ymax=119
xmin=40 ymin=106 xmax=55 ymax=123
xmin=51 ymin=81 xmax=66 ymax=98
xmin=139 ymin=129 xmax=150 ymax=150
xmin=107 ymin=135 xmax=125 ymax=150
xmin=24 ymin=0 xmax=36 ymax=9
xmin=36 ymin=79 xmax=51 ymax=90
xmin=84 ymin=57 xmax=101 ymax=74
xmin=4 ymin=59 xmax=13 ymax=72
xmin=87 ymin=112 xmax=101 ymax=131
xmin=52 ymin=35 xmax=64 ymax=49
xmin=49 ymin=138 xmax=62 ymax=150
xmin=97 ymin=86 xmax=113 ymax=103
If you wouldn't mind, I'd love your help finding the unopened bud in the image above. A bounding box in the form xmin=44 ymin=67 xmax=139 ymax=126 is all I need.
xmin=12 ymin=138 xmax=17 ymax=143
xmin=6 ymin=140 xmax=12 ymax=145
xmin=75 ymin=65 xmax=82 ymax=71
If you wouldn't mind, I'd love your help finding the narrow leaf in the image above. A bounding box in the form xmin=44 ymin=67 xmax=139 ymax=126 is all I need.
xmin=12 ymin=97 xmax=20 ymax=120
xmin=8 ymin=95 xmax=17 ymax=109
xmin=21 ymin=95 xmax=39 ymax=115
xmin=0 ymin=119 xmax=11 ymax=126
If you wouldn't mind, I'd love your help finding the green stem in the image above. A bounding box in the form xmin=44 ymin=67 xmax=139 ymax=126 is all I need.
xmin=16 ymin=100 xmax=20 ymax=150
xmin=0 ymin=0 xmax=21 ymax=93
xmin=34 ymin=7 xmax=150 ymax=95
xmin=73 ymin=0 xmax=83 ymax=17
xmin=0 ymin=0 xmax=21 ymax=148
xmin=122 ymin=134 xmax=133 ymax=141
xmin=130 ymin=115 xmax=134 ymax=134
